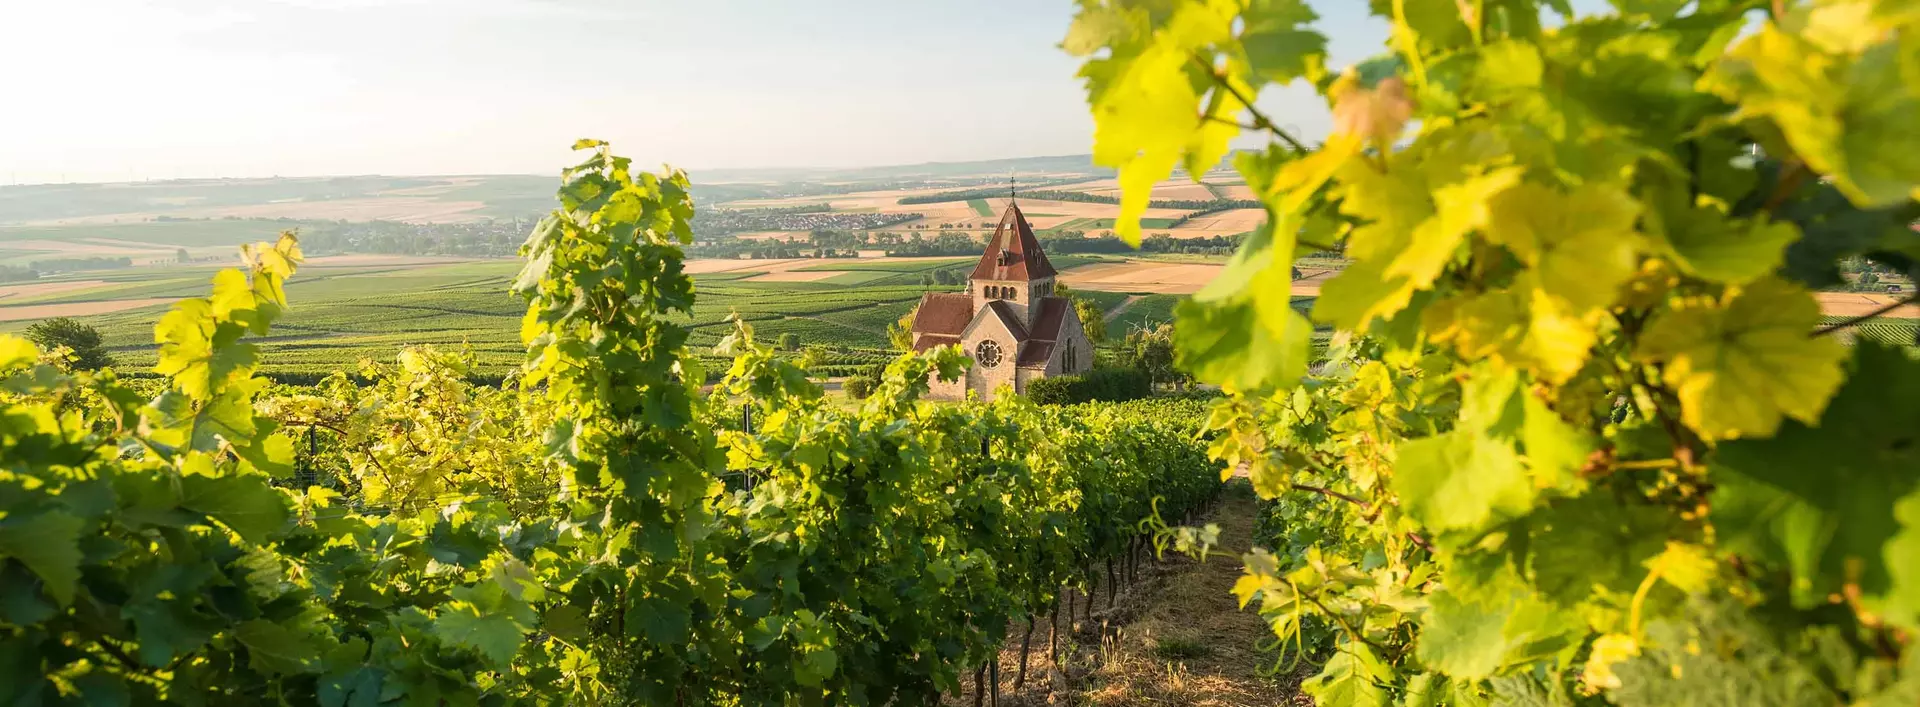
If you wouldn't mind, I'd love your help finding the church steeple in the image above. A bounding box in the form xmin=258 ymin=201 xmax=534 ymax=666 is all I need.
xmin=969 ymin=202 xmax=1058 ymax=328
xmin=969 ymin=202 xmax=1056 ymax=282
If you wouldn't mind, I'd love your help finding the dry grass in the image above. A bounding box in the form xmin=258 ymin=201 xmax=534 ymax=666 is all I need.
xmin=941 ymin=482 xmax=1301 ymax=706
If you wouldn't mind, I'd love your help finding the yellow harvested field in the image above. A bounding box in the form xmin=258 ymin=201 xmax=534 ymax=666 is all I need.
xmin=1060 ymin=261 xmax=1228 ymax=294
xmin=684 ymin=255 xmax=967 ymax=276
xmin=301 ymin=255 xmax=482 ymax=267
xmin=369 ymin=177 xmax=486 ymax=197
xmin=980 ymin=197 xmax=1187 ymax=223
xmin=1166 ymin=208 xmax=1265 ymax=237
xmin=1077 ymin=182 xmax=1217 ymax=201
xmin=0 ymin=298 xmax=176 ymax=322
xmin=1063 ymin=263 xmax=1918 ymax=316
xmin=747 ymin=270 xmax=844 ymax=283
xmin=1817 ymin=292 xmax=1920 ymax=318
xmin=0 ymin=280 xmax=111 ymax=301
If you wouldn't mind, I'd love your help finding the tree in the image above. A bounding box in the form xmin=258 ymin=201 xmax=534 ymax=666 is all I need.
xmin=1117 ymin=323 xmax=1179 ymax=390
xmin=175 ymin=247 xmax=190 ymax=263
xmin=25 ymin=317 xmax=113 ymax=370
xmin=778 ymin=333 xmax=800 ymax=351
xmin=798 ymin=345 xmax=832 ymax=372
xmin=888 ymin=306 xmax=917 ymax=353
xmin=1074 ymin=299 xmax=1107 ymax=343
xmin=1055 ymin=282 xmax=1107 ymax=344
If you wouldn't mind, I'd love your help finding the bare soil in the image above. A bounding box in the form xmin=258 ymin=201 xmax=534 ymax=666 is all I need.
xmin=943 ymin=482 xmax=1302 ymax=706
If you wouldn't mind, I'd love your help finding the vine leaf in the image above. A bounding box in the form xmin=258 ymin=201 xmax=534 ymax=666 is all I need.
xmin=1701 ymin=22 xmax=1920 ymax=208
xmin=234 ymin=619 xmax=322 ymax=676
xmin=1417 ymin=572 xmax=1575 ymax=681
xmin=1303 ymin=642 xmax=1390 ymax=707
xmin=1393 ymin=429 xmax=1532 ymax=534
xmin=1075 ymin=0 xmax=1236 ymax=245
xmin=1646 ymin=199 xmax=1800 ymax=285
xmin=433 ymin=583 xmax=535 ymax=667
xmin=1486 ymin=182 xmax=1642 ymax=314
xmin=1713 ymin=343 xmax=1920 ymax=609
xmin=0 ymin=511 xmax=83 ymax=606
xmin=179 ymin=462 xmax=289 ymax=544
xmin=1241 ymin=0 xmax=1325 ymax=84
xmin=1635 ymin=276 xmax=1847 ymax=441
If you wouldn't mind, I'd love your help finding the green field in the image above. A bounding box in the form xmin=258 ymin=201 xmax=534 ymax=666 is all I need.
xmin=3 ymin=249 xmax=1158 ymax=380
xmin=2 ymin=259 xmax=962 ymax=377
xmin=1045 ymin=217 xmax=1181 ymax=233
xmin=1822 ymin=317 xmax=1919 ymax=349
xmin=1108 ymin=294 xmax=1182 ymax=333
xmin=967 ymin=198 xmax=994 ymax=217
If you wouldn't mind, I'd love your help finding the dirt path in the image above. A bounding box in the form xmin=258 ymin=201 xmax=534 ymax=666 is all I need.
xmin=1104 ymin=295 xmax=1145 ymax=324
xmin=947 ymin=481 xmax=1298 ymax=706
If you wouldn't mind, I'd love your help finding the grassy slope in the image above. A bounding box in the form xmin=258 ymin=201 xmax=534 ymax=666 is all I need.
xmin=967 ymin=199 xmax=995 ymax=217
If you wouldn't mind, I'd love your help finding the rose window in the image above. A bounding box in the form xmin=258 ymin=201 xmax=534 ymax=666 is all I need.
xmin=975 ymin=340 xmax=1003 ymax=369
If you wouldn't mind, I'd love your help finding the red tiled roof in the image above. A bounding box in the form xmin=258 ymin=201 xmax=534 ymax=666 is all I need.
xmin=911 ymin=292 xmax=974 ymax=336
xmin=1017 ymin=341 xmax=1054 ymax=369
xmin=981 ymin=300 xmax=1028 ymax=340
xmin=913 ymin=334 xmax=960 ymax=352
xmin=1027 ymin=297 xmax=1069 ymax=342
xmin=969 ymin=203 xmax=1058 ymax=281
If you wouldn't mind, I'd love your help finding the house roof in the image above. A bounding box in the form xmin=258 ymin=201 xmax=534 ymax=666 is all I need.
xmin=1028 ymin=297 xmax=1069 ymax=342
xmin=1017 ymin=341 xmax=1054 ymax=369
xmin=979 ymin=300 xmax=1028 ymax=341
xmin=911 ymin=292 xmax=974 ymax=336
xmin=970 ymin=203 xmax=1058 ymax=281
xmin=913 ymin=334 xmax=960 ymax=352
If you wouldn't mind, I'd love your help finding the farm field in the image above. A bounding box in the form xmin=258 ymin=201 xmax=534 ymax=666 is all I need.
xmin=0 ymin=252 xmax=1146 ymax=379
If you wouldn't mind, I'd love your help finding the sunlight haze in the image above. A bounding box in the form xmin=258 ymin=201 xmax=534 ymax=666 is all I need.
xmin=0 ymin=0 xmax=1395 ymax=183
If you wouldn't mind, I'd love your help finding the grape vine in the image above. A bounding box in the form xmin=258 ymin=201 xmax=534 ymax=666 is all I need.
xmin=0 ymin=141 xmax=1226 ymax=704
xmin=1069 ymin=0 xmax=1920 ymax=704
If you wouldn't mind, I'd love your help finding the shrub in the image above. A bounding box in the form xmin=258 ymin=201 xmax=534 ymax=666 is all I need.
xmin=1027 ymin=367 xmax=1151 ymax=405
xmin=844 ymin=376 xmax=873 ymax=399
xmin=778 ymin=333 xmax=800 ymax=351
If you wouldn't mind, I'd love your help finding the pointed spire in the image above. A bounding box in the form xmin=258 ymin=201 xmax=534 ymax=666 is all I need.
xmin=1009 ymin=168 xmax=1017 ymax=204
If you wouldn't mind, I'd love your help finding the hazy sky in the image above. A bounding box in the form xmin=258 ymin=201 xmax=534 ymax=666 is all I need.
xmin=0 ymin=1 xmax=1408 ymax=183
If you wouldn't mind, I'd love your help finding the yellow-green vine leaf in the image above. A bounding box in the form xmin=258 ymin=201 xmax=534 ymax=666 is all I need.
xmin=1521 ymin=394 xmax=1593 ymax=494
xmin=1701 ymin=23 xmax=1920 ymax=207
xmin=1486 ymin=182 xmax=1643 ymax=314
xmin=1393 ymin=428 xmax=1533 ymax=534
xmin=1635 ymin=277 xmax=1847 ymax=441
xmin=1417 ymin=569 xmax=1580 ymax=681
xmin=1648 ymin=201 xmax=1801 ymax=285
xmin=1173 ymin=293 xmax=1313 ymax=394
xmin=1077 ymin=1 xmax=1235 ymax=246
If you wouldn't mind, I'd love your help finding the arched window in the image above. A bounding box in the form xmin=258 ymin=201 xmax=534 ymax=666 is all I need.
xmin=975 ymin=340 xmax=1003 ymax=369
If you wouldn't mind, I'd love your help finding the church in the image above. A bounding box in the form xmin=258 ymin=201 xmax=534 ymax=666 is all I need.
xmin=909 ymin=201 xmax=1094 ymax=400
